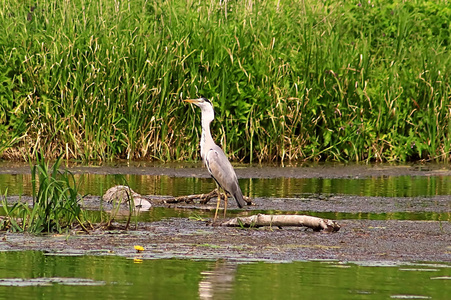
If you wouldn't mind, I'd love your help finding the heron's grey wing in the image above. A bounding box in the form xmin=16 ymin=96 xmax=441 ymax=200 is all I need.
xmin=205 ymin=147 xmax=237 ymax=188
xmin=205 ymin=147 xmax=246 ymax=208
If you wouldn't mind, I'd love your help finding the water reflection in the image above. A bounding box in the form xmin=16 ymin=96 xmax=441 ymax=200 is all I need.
xmin=46 ymin=206 xmax=449 ymax=222
xmin=1 ymin=173 xmax=451 ymax=198
xmin=1 ymin=252 xmax=449 ymax=299
xmin=199 ymin=261 xmax=237 ymax=300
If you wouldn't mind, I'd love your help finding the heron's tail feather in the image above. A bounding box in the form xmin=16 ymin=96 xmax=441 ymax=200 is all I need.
xmin=232 ymin=186 xmax=247 ymax=208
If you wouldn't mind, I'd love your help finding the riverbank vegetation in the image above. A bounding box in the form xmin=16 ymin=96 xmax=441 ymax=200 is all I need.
xmin=0 ymin=155 xmax=89 ymax=233
xmin=1 ymin=0 xmax=450 ymax=162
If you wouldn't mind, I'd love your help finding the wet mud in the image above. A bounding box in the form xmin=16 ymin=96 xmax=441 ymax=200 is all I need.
xmin=1 ymin=163 xmax=450 ymax=263
xmin=1 ymin=218 xmax=450 ymax=263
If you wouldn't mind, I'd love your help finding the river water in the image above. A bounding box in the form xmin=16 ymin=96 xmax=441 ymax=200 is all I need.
xmin=0 ymin=162 xmax=450 ymax=299
xmin=0 ymin=251 xmax=450 ymax=299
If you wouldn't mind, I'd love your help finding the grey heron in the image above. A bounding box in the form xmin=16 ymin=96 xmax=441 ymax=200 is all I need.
xmin=184 ymin=97 xmax=247 ymax=220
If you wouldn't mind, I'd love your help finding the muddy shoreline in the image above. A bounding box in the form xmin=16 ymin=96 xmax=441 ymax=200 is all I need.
xmin=1 ymin=161 xmax=451 ymax=178
xmin=1 ymin=163 xmax=450 ymax=263
xmin=2 ymin=218 xmax=450 ymax=263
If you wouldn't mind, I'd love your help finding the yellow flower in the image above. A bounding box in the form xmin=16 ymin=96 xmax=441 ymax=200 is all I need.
xmin=134 ymin=245 xmax=144 ymax=252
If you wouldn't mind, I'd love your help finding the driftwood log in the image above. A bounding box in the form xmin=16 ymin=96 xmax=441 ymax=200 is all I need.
xmin=221 ymin=214 xmax=340 ymax=232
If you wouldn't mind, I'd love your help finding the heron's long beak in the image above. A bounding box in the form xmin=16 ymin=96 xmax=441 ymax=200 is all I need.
xmin=183 ymin=99 xmax=199 ymax=104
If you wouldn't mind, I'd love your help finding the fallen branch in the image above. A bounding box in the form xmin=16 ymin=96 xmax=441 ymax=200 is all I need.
xmin=164 ymin=189 xmax=252 ymax=205
xmin=103 ymin=185 xmax=225 ymax=207
xmin=164 ymin=189 xmax=219 ymax=204
xmin=221 ymin=214 xmax=340 ymax=232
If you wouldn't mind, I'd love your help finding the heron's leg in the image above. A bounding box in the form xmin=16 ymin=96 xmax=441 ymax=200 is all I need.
xmin=223 ymin=192 xmax=228 ymax=218
xmin=213 ymin=193 xmax=221 ymax=222
xmin=214 ymin=190 xmax=221 ymax=222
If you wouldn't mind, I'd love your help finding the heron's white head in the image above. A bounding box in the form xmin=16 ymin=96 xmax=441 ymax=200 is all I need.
xmin=184 ymin=97 xmax=215 ymax=124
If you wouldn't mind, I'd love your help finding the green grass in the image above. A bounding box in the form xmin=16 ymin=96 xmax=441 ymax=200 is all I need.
xmin=0 ymin=155 xmax=88 ymax=233
xmin=0 ymin=0 xmax=450 ymax=162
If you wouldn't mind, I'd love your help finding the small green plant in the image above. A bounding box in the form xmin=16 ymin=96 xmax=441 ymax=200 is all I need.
xmin=1 ymin=155 xmax=89 ymax=233
xmin=198 ymin=243 xmax=221 ymax=249
xmin=0 ymin=189 xmax=25 ymax=232
xmin=103 ymin=179 xmax=139 ymax=230
xmin=237 ymin=217 xmax=250 ymax=229
xmin=189 ymin=213 xmax=206 ymax=222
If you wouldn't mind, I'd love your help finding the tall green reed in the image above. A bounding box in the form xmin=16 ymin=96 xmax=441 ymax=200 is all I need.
xmin=0 ymin=0 xmax=450 ymax=162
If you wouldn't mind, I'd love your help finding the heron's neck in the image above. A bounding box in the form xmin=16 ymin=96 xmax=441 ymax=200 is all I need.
xmin=200 ymin=118 xmax=214 ymax=161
